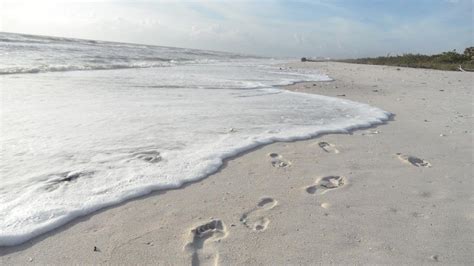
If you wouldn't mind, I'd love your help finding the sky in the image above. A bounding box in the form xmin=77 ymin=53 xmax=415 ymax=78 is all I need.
xmin=0 ymin=0 xmax=472 ymax=58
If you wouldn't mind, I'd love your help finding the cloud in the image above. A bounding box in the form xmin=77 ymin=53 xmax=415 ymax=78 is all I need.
xmin=1 ymin=0 xmax=471 ymax=58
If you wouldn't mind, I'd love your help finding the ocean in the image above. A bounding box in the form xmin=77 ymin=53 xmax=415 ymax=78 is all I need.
xmin=0 ymin=32 xmax=390 ymax=246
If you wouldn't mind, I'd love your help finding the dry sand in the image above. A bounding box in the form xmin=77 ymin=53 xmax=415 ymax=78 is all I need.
xmin=1 ymin=62 xmax=473 ymax=265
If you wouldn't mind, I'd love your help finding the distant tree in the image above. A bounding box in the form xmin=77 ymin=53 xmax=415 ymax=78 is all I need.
xmin=464 ymin=47 xmax=474 ymax=60
xmin=436 ymin=50 xmax=466 ymax=63
xmin=337 ymin=47 xmax=474 ymax=71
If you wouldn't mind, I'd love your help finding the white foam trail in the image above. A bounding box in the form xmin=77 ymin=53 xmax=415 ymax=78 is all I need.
xmin=0 ymin=62 xmax=390 ymax=246
xmin=0 ymin=33 xmax=391 ymax=246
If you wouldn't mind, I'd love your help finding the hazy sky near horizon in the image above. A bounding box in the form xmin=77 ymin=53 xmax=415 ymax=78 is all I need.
xmin=1 ymin=0 xmax=472 ymax=58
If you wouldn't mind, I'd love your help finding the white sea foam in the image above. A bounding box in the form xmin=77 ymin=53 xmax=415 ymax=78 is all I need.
xmin=0 ymin=33 xmax=391 ymax=246
xmin=0 ymin=32 xmax=247 ymax=75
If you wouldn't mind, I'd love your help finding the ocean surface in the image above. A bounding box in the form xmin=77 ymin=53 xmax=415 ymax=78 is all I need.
xmin=0 ymin=32 xmax=390 ymax=246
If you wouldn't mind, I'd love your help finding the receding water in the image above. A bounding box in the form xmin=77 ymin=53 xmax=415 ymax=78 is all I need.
xmin=0 ymin=32 xmax=390 ymax=246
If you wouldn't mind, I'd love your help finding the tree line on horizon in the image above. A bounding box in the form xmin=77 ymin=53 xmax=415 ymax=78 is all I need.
xmin=336 ymin=47 xmax=474 ymax=71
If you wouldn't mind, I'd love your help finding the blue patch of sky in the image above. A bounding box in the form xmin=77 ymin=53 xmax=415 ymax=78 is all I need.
xmin=257 ymin=0 xmax=471 ymax=27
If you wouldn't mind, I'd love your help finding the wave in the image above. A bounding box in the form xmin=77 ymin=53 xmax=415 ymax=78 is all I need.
xmin=0 ymin=58 xmax=229 ymax=75
xmin=1 ymin=32 xmax=259 ymax=76
xmin=0 ymin=62 xmax=176 ymax=75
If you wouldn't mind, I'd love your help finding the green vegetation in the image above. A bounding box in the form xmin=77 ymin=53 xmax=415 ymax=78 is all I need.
xmin=338 ymin=47 xmax=474 ymax=71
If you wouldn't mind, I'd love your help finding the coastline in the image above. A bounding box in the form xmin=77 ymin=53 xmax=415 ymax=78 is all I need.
xmin=1 ymin=62 xmax=472 ymax=265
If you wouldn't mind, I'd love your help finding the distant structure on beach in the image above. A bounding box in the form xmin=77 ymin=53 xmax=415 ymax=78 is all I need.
xmin=301 ymin=57 xmax=331 ymax=62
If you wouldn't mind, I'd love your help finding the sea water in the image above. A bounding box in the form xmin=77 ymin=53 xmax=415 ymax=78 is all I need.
xmin=0 ymin=32 xmax=390 ymax=245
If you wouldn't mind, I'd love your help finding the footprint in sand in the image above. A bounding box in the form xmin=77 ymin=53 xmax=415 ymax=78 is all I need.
xmin=185 ymin=219 xmax=228 ymax=266
xmin=268 ymin=153 xmax=291 ymax=168
xmin=317 ymin=142 xmax=340 ymax=154
xmin=44 ymin=171 xmax=95 ymax=191
xmin=305 ymin=175 xmax=346 ymax=195
xmin=240 ymin=197 xmax=277 ymax=231
xmin=132 ymin=150 xmax=162 ymax=163
xmin=396 ymin=153 xmax=431 ymax=168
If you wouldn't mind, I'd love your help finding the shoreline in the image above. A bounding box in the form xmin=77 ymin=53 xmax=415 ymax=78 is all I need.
xmin=0 ymin=62 xmax=389 ymax=248
xmin=1 ymin=62 xmax=472 ymax=265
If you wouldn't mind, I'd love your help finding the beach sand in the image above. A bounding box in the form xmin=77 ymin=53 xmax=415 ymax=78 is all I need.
xmin=1 ymin=62 xmax=472 ymax=265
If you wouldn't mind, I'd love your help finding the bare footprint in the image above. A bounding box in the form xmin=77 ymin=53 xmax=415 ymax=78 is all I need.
xmin=305 ymin=175 xmax=347 ymax=195
xmin=132 ymin=150 xmax=162 ymax=163
xmin=320 ymin=175 xmax=345 ymax=189
xmin=240 ymin=197 xmax=277 ymax=232
xmin=185 ymin=219 xmax=227 ymax=266
xmin=44 ymin=170 xmax=95 ymax=192
xmin=253 ymin=217 xmax=270 ymax=231
xmin=397 ymin=153 xmax=431 ymax=168
xmin=268 ymin=153 xmax=291 ymax=168
xmin=317 ymin=142 xmax=340 ymax=154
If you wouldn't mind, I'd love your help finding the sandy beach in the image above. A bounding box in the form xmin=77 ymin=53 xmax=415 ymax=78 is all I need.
xmin=1 ymin=62 xmax=472 ymax=265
